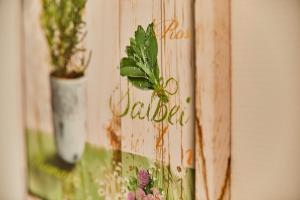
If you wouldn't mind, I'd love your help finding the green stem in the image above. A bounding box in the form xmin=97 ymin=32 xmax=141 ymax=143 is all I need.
xmin=154 ymin=84 xmax=169 ymax=103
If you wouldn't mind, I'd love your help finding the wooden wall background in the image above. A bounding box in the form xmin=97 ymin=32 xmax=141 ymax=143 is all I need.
xmin=23 ymin=0 xmax=196 ymax=164
xmin=23 ymin=0 xmax=233 ymax=199
xmin=23 ymin=0 xmax=200 ymax=199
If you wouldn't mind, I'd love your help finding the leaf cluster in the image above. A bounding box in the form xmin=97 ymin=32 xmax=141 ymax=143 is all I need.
xmin=41 ymin=0 xmax=91 ymax=78
xmin=120 ymin=23 xmax=168 ymax=102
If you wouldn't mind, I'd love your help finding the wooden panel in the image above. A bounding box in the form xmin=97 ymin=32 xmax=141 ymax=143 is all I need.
xmin=85 ymin=0 xmax=120 ymax=147
xmin=119 ymin=0 xmax=161 ymax=162
xmin=194 ymin=0 xmax=231 ymax=200
xmin=119 ymin=1 xmax=195 ymax=199
xmin=23 ymin=0 xmax=52 ymax=134
xmin=161 ymin=0 xmax=195 ymax=170
xmin=118 ymin=0 xmax=194 ymax=165
xmin=231 ymin=0 xmax=300 ymax=199
xmin=23 ymin=0 xmax=196 ymax=199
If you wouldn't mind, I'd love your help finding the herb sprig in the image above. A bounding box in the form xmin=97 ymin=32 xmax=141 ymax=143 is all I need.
xmin=41 ymin=0 xmax=91 ymax=78
xmin=120 ymin=23 xmax=169 ymax=102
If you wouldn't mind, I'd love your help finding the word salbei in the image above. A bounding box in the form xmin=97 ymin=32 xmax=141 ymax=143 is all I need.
xmin=110 ymin=78 xmax=191 ymax=126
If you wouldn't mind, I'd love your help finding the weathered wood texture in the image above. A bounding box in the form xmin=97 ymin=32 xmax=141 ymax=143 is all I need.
xmin=194 ymin=0 xmax=231 ymax=200
xmin=24 ymin=0 xmax=195 ymax=198
xmin=119 ymin=0 xmax=162 ymax=163
xmin=119 ymin=0 xmax=195 ymax=170
xmin=23 ymin=0 xmax=233 ymax=199
xmin=23 ymin=0 xmax=195 ymax=163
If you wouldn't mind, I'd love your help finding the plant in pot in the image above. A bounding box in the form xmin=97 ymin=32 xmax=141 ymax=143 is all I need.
xmin=41 ymin=0 xmax=91 ymax=164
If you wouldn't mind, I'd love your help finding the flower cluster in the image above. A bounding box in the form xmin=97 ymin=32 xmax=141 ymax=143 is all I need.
xmin=127 ymin=169 xmax=164 ymax=200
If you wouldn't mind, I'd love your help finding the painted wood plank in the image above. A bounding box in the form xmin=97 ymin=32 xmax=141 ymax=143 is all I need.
xmin=194 ymin=0 xmax=231 ymax=199
xmin=23 ymin=0 xmax=52 ymax=134
xmin=161 ymin=0 xmax=195 ymax=199
xmin=119 ymin=0 xmax=161 ymax=161
xmin=160 ymin=0 xmax=195 ymax=194
xmin=118 ymin=0 xmax=195 ymax=168
xmin=119 ymin=1 xmax=195 ymax=199
xmin=85 ymin=0 xmax=121 ymax=148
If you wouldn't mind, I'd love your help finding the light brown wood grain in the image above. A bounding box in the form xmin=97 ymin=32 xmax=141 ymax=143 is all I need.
xmin=194 ymin=0 xmax=231 ymax=200
xmin=161 ymin=0 xmax=195 ymax=175
xmin=23 ymin=0 xmax=52 ymax=134
xmin=85 ymin=0 xmax=121 ymax=148
xmin=119 ymin=0 xmax=162 ymax=161
xmin=119 ymin=0 xmax=195 ymax=172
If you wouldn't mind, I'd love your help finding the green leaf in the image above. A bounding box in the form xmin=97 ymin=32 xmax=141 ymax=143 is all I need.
xmin=153 ymin=63 xmax=160 ymax=81
xmin=128 ymin=77 xmax=154 ymax=90
xmin=136 ymin=61 xmax=152 ymax=77
xmin=135 ymin=25 xmax=146 ymax=48
xmin=125 ymin=46 xmax=134 ymax=57
xmin=120 ymin=66 xmax=146 ymax=78
xmin=146 ymin=23 xmax=158 ymax=68
xmin=120 ymin=57 xmax=136 ymax=68
xmin=121 ymin=57 xmax=152 ymax=79
xmin=127 ymin=177 xmax=138 ymax=191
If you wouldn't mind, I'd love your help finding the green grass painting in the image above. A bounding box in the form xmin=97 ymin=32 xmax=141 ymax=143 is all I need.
xmin=26 ymin=129 xmax=194 ymax=200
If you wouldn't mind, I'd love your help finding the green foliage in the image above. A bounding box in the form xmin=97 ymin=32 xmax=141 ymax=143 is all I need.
xmin=41 ymin=0 xmax=91 ymax=78
xmin=27 ymin=130 xmax=195 ymax=200
xmin=127 ymin=176 xmax=138 ymax=191
xmin=120 ymin=23 xmax=169 ymax=102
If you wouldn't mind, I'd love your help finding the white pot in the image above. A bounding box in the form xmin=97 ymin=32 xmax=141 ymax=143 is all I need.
xmin=50 ymin=76 xmax=87 ymax=164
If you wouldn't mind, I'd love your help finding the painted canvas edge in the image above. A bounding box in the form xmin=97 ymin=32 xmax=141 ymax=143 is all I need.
xmin=194 ymin=0 xmax=231 ymax=200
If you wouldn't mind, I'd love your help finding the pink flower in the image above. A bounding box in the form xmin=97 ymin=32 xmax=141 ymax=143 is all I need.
xmin=135 ymin=188 xmax=146 ymax=200
xmin=138 ymin=169 xmax=150 ymax=188
xmin=127 ymin=191 xmax=136 ymax=200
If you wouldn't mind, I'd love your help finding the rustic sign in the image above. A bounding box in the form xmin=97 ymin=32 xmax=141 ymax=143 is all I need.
xmin=23 ymin=0 xmax=231 ymax=199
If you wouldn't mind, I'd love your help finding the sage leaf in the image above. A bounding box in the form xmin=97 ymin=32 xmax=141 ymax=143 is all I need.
xmin=128 ymin=77 xmax=154 ymax=90
xmin=146 ymin=23 xmax=158 ymax=69
xmin=120 ymin=57 xmax=136 ymax=68
xmin=120 ymin=67 xmax=146 ymax=78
